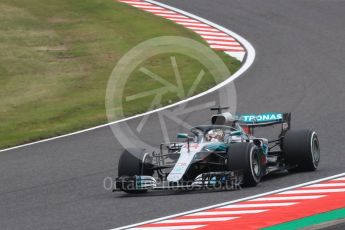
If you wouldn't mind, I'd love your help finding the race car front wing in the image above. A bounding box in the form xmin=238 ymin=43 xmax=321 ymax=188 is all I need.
xmin=113 ymin=171 xmax=242 ymax=192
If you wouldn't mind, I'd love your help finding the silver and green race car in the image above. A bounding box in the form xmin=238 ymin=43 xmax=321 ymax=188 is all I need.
xmin=114 ymin=107 xmax=320 ymax=193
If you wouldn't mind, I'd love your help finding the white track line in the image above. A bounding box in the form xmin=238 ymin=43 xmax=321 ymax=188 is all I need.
xmin=186 ymin=210 xmax=268 ymax=216
xmin=252 ymin=195 xmax=326 ymax=201
xmin=128 ymin=226 xmax=205 ymax=230
xmin=0 ymin=0 xmax=255 ymax=153
xmin=218 ymin=202 xmax=297 ymax=209
xmin=156 ymin=217 xmax=237 ymax=224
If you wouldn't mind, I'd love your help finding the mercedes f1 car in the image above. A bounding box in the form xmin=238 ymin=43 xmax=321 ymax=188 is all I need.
xmin=114 ymin=107 xmax=320 ymax=193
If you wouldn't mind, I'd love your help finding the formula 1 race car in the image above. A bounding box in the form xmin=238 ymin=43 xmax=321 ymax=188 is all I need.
xmin=114 ymin=107 xmax=320 ymax=193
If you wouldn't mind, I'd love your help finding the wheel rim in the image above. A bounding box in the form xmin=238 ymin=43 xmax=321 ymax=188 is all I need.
xmin=251 ymin=150 xmax=261 ymax=177
xmin=142 ymin=152 xmax=154 ymax=175
xmin=311 ymin=133 xmax=320 ymax=167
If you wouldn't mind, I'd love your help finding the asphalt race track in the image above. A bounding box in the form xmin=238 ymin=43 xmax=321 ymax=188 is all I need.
xmin=1 ymin=1 xmax=345 ymax=229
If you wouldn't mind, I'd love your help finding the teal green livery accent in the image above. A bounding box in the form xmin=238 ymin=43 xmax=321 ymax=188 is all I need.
xmin=238 ymin=113 xmax=283 ymax=123
xmin=177 ymin=133 xmax=189 ymax=139
xmin=204 ymin=143 xmax=228 ymax=151
xmin=231 ymin=130 xmax=242 ymax=136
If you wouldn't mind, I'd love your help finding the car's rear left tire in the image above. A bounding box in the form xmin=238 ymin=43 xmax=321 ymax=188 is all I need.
xmin=228 ymin=143 xmax=263 ymax=187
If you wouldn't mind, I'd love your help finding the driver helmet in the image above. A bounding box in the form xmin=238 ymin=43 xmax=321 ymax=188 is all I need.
xmin=206 ymin=129 xmax=224 ymax=142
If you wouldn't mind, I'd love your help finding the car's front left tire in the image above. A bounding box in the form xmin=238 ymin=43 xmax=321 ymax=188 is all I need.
xmin=227 ymin=143 xmax=263 ymax=187
xmin=117 ymin=148 xmax=153 ymax=194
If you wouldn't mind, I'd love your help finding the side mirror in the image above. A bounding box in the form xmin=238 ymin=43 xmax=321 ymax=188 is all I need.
xmin=177 ymin=133 xmax=189 ymax=139
xmin=177 ymin=133 xmax=193 ymax=152
xmin=231 ymin=130 xmax=242 ymax=136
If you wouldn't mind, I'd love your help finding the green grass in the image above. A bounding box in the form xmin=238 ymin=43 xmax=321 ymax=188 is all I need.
xmin=262 ymin=208 xmax=345 ymax=230
xmin=0 ymin=0 xmax=241 ymax=149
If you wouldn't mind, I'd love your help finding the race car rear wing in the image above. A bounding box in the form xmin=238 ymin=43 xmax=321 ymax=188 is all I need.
xmin=237 ymin=112 xmax=291 ymax=136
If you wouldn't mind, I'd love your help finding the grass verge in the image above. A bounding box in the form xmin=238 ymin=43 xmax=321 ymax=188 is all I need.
xmin=262 ymin=208 xmax=345 ymax=230
xmin=0 ymin=0 xmax=241 ymax=149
